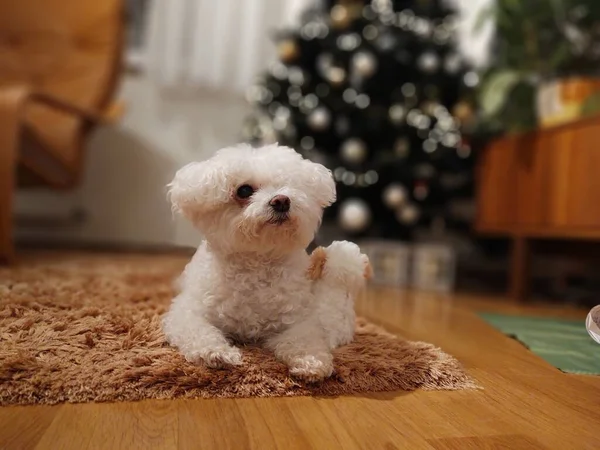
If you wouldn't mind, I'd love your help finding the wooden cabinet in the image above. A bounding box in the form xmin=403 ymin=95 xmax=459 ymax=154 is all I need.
xmin=475 ymin=117 xmax=600 ymax=300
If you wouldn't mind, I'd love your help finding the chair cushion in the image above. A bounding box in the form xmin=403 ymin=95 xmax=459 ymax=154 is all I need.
xmin=0 ymin=0 xmax=122 ymax=171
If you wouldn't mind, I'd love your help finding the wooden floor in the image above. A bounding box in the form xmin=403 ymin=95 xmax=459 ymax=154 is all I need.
xmin=2 ymin=288 xmax=599 ymax=450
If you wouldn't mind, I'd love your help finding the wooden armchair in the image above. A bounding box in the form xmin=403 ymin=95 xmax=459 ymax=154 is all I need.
xmin=0 ymin=0 xmax=125 ymax=262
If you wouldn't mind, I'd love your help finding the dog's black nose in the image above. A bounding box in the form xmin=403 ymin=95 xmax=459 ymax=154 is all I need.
xmin=269 ymin=195 xmax=290 ymax=213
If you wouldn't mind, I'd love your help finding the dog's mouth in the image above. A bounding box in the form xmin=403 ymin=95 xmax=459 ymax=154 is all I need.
xmin=267 ymin=213 xmax=290 ymax=226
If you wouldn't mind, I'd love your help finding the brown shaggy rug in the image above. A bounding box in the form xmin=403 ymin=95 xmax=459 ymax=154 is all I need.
xmin=0 ymin=251 xmax=476 ymax=406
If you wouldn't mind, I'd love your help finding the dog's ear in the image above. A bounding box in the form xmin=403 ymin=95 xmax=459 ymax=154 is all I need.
xmin=167 ymin=160 xmax=228 ymax=220
xmin=305 ymin=160 xmax=337 ymax=208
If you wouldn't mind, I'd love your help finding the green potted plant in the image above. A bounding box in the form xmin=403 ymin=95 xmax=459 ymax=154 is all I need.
xmin=475 ymin=0 xmax=600 ymax=134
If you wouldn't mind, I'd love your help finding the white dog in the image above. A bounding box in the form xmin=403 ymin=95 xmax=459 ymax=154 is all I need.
xmin=162 ymin=143 xmax=370 ymax=381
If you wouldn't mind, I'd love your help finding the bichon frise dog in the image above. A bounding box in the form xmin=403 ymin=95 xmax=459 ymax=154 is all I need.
xmin=162 ymin=143 xmax=370 ymax=381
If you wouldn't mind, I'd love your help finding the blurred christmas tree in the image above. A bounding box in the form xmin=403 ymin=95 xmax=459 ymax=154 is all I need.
xmin=242 ymin=0 xmax=480 ymax=243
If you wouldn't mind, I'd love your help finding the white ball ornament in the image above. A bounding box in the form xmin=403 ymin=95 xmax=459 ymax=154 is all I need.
xmin=307 ymin=107 xmax=331 ymax=131
xmin=389 ymin=104 xmax=406 ymax=124
xmin=341 ymin=138 xmax=367 ymax=164
xmin=418 ymin=51 xmax=440 ymax=73
xmin=383 ymin=183 xmax=408 ymax=208
xmin=397 ymin=204 xmax=420 ymax=225
xmin=351 ymin=51 xmax=377 ymax=77
xmin=339 ymin=198 xmax=371 ymax=232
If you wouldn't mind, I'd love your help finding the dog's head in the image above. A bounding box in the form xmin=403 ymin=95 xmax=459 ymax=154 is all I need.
xmin=168 ymin=143 xmax=336 ymax=254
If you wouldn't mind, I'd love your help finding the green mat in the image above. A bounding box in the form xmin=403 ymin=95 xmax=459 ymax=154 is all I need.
xmin=479 ymin=312 xmax=600 ymax=375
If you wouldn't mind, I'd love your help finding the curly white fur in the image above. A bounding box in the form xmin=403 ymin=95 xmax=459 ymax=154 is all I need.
xmin=162 ymin=143 xmax=369 ymax=381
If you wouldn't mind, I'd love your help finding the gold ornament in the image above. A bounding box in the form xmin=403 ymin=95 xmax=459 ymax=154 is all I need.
xmin=331 ymin=5 xmax=351 ymax=29
xmin=453 ymin=101 xmax=475 ymax=124
xmin=330 ymin=1 xmax=362 ymax=29
xmin=277 ymin=39 xmax=299 ymax=63
xmin=421 ymin=101 xmax=438 ymax=116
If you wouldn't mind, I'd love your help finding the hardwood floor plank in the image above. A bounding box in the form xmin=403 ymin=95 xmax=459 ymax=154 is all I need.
xmin=0 ymin=405 xmax=60 ymax=450
xmin=33 ymin=400 xmax=178 ymax=450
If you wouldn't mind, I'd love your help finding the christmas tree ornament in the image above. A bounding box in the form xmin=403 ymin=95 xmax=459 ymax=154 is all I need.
xmin=364 ymin=170 xmax=379 ymax=185
xmin=331 ymin=4 xmax=352 ymax=29
xmin=327 ymin=66 xmax=347 ymax=86
xmin=413 ymin=181 xmax=429 ymax=200
xmin=397 ymin=9 xmax=414 ymax=29
xmin=300 ymin=136 xmax=315 ymax=150
xmin=452 ymin=101 xmax=475 ymax=124
xmin=415 ymin=115 xmax=431 ymax=130
xmin=433 ymin=24 xmax=451 ymax=44
xmin=334 ymin=167 xmax=346 ymax=181
xmin=406 ymin=109 xmax=422 ymax=127
xmin=389 ymin=104 xmax=407 ymax=124
xmin=457 ymin=141 xmax=472 ymax=158
xmin=339 ymin=198 xmax=371 ymax=232
xmin=341 ymin=171 xmax=357 ymax=186
xmin=444 ymin=53 xmax=462 ymax=74
xmin=300 ymin=93 xmax=319 ymax=111
xmin=277 ymin=39 xmax=299 ymax=63
xmin=343 ymin=88 xmax=358 ymax=103
xmin=355 ymin=94 xmax=371 ymax=109
xmin=401 ymin=83 xmax=417 ymax=98
xmin=273 ymin=112 xmax=290 ymax=131
xmin=397 ymin=204 xmax=420 ymax=225
xmin=267 ymin=102 xmax=281 ymax=115
xmin=363 ymin=24 xmax=379 ymax=40
xmin=375 ymin=31 xmax=397 ymax=52
xmin=383 ymin=183 xmax=408 ymax=208
xmin=463 ymin=71 xmax=480 ymax=88
xmin=413 ymin=17 xmax=433 ymax=38
xmin=421 ymin=101 xmax=438 ymax=116
xmin=418 ymin=51 xmax=440 ymax=73
xmin=337 ymin=33 xmax=361 ymax=51
xmin=351 ymin=51 xmax=378 ymax=78
xmin=287 ymin=85 xmax=302 ymax=99
xmin=362 ymin=4 xmax=377 ymax=20
xmin=288 ymin=67 xmax=305 ymax=86
xmin=423 ymin=139 xmax=437 ymax=153
xmin=307 ymin=107 xmax=331 ymax=131
xmin=394 ymin=137 xmax=410 ymax=157
xmin=341 ymin=138 xmax=367 ymax=164
xmin=269 ymin=61 xmax=288 ymax=80
xmin=442 ymin=132 xmax=460 ymax=148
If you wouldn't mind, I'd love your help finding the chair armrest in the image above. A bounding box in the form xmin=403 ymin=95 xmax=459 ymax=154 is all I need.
xmin=30 ymin=92 xmax=124 ymax=125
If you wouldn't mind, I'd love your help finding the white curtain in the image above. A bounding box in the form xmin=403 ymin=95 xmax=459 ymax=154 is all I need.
xmin=145 ymin=0 xmax=317 ymax=94
xmin=144 ymin=0 xmax=492 ymax=94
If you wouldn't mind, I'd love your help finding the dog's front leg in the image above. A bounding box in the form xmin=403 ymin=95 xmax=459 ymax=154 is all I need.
xmin=162 ymin=295 xmax=242 ymax=368
xmin=266 ymin=320 xmax=333 ymax=382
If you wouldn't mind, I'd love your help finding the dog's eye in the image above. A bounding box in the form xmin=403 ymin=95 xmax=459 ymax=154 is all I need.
xmin=236 ymin=184 xmax=255 ymax=199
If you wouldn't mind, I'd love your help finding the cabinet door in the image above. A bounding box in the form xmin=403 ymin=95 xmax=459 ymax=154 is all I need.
xmin=515 ymin=134 xmax=551 ymax=228
xmin=476 ymin=137 xmax=520 ymax=230
xmin=534 ymin=120 xmax=600 ymax=232
xmin=560 ymin=123 xmax=600 ymax=228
